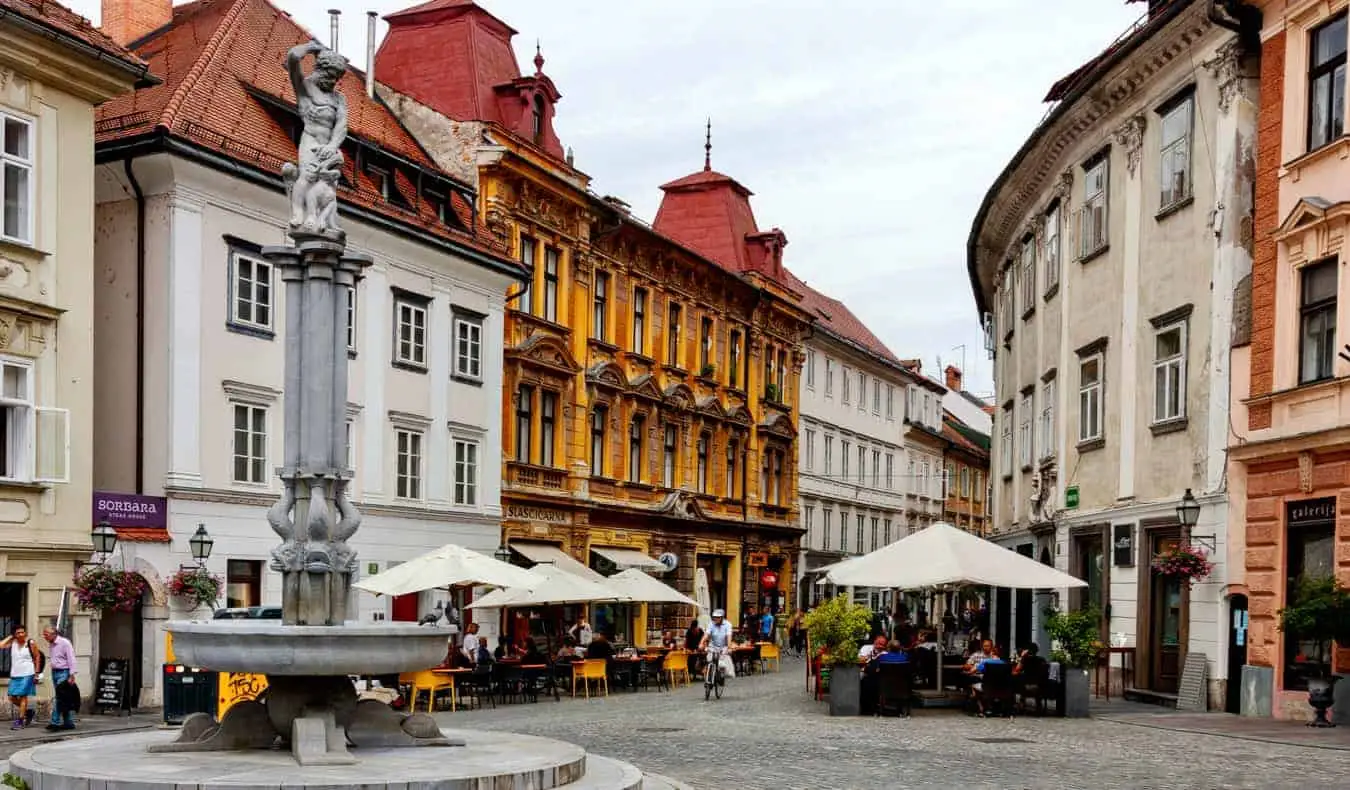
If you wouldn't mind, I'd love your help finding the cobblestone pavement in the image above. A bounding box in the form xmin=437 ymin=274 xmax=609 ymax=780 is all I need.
xmin=434 ymin=658 xmax=1350 ymax=790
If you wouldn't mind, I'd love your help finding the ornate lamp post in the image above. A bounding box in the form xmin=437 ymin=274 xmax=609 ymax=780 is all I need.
xmin=494 ymin=543 xmax=512 ymax=564
xmin=1176 ymin=488 xmax=1200 ymax=538
xmin=189 ymin=524 xmax=214 ymax=567
xmin=91 ymin=518 xmax=118 ymax=563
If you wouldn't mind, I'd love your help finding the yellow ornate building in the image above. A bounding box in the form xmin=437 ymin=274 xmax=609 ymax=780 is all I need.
xmin=377 ymin=0 xmax=811 ymax=642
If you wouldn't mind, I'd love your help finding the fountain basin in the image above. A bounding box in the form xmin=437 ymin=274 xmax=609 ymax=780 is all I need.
xmin=167 ymin=621 xmax=451 ymax=675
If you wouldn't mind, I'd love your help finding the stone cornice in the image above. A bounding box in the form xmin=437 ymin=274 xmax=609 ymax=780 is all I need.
xmin=971 ymin=2 xmax=1218 ymax=309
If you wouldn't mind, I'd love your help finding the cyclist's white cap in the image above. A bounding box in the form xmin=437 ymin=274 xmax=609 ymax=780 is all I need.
xmin=712 ymin=609 xmax=725 ymax=617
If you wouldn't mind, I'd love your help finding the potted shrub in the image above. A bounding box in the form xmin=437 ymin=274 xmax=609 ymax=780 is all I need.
xmin=765 ymin=382 xmax=781 ymax=403
xmin=1150 ymin=543 xmax=1213 ymax=589
xmin=1277 ymin=574 xmax=1350 ymax=727
xmin=804 ymin=595 xmax=871 ymax=716
xmin=1043 ymin=606 xmax=1102 ymax=718
xmin=72 ymin=566 xmax=146 ymax=613
xmin=699 ymin=363 xmax=717 ymax=379
xmin=167 ymin=567 xmax=222 ymax=613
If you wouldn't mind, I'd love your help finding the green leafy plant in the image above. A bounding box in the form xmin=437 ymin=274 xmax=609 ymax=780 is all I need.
xmin=1278 ymin=575 xmax=1350 ymax=679
xmin=765 ymin=382 xmax=781 ymax=403
xmin=1043 ymin=606 xmax=1103 ymax=669
xmin=804 ymin=595 xmax=871 ymax=667
xmin=72 ymin=566 xmax=146 ymax=613
xmin=699 ymin=363 xmax=717 ymax=378
xmin=3 ymin=772 xmax=28 ymax=790
xmin=167 ymin=566 xmax=222 ymax=609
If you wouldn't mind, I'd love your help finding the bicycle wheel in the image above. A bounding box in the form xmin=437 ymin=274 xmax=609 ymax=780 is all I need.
xmin=704 ymin=672 xmax=713 ymax=700
xmin=714 ymin=674 xmax=723 ymax=699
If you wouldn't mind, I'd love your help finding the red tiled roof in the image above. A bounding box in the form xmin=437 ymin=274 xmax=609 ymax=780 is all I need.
xmin=782 ymin=269 xmax=899 ymax=365
xmin=652 ymin=167 xmax=761 ymax=275
xmin=0 ymin=0 xmax=148 ymax=73
xmin=96 ymin=0 xmax=509 ymax=256
xmin=942 ymin=420 xmax=986 ymax=458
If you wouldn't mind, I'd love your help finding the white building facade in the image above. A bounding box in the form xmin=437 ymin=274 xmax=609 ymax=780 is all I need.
xmin=967 ymin=1 xmax=1257 ymax=708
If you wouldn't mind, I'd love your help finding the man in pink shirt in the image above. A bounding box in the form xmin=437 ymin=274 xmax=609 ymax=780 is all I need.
xmin=42 ymin=627 xmax=76 ymax=731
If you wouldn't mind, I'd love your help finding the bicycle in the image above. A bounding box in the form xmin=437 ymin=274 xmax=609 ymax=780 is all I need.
xmin=704 ymin=646 xmax=728 ymax=700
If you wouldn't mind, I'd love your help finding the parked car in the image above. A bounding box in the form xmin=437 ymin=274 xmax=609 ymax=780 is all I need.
xmin=212 ymin=606 xmax=282 ymax=620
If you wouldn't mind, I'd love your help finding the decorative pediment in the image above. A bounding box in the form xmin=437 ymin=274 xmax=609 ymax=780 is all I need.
xmin=629 ymin=373 xmax=664 ymax=402
xmin=695 ymin=396 xmax=727 ymax=419
xmin=508 ymin=333 xmax=581 ymax=374
xmin=586 ymin=361 xmax=627 ymax=391
xmin=727 ymin=405 xmax=753 ymax=425
xmin=662 ymin=382 xmax=695 ymax=411
xmin=1275 ymin=196 xmax=1342 ymax=239
xmin=758 ymin=413 xmax=796 ymax=439
xmin=653 ymin=490 xmax=710 ymax=520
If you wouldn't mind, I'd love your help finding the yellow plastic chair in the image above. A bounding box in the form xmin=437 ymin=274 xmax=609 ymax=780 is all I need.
xmin=663 ymin=650 xmax=691 ymax=688
xmin=760 ymin=643 xmax=781 ymax=672
xmin=397 ymin=670 xmax=456 ymax=713
xmin=572 ymin=658 xmax=609 ymax=698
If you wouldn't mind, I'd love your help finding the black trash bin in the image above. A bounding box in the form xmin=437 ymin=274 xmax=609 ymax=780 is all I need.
xmin=162 ymin=664 xmax=218 ymax=725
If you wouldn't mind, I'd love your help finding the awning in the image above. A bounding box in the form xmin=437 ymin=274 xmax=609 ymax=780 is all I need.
xmin=590 ymin=547 xmax=666 ymax=572
xmin=509 ymin=541 xmax=609 ymax=585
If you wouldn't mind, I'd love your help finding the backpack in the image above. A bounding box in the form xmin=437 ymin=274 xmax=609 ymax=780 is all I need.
xmin=29 ymin=640 xmax=44 ymax=674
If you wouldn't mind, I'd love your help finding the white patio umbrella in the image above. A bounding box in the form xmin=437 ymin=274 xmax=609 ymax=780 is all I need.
xmin=353 ymin=543 xmax=538 ymax=597
xmin=823 ymin=522 xmax=1086 ymax=694
xmin=464 ymin=564 xmax=629 ymax=608
xmin=606 ymin=569 xmax=700 ymax=607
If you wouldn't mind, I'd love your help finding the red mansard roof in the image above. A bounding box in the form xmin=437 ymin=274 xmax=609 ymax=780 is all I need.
xmin=783 ymin=269 xmax=900 ymax=366
xmin=96 ymin=0 xmax=509 ymax=256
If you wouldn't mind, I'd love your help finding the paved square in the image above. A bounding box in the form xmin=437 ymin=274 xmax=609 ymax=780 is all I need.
xmin=435 ymin=659 xmax=1350 ymax=789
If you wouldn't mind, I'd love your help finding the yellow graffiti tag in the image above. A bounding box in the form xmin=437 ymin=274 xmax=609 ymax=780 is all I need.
xmin=217 ymin=672 xmax=268 ymax=718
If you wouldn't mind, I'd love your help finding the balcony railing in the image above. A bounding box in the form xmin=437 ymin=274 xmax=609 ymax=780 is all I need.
xmin=507 ymin=462 xmax=567 ymax=491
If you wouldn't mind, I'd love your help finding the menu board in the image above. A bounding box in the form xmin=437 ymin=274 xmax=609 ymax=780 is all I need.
xmin=95 ymin=657 xmax=129 ymax=711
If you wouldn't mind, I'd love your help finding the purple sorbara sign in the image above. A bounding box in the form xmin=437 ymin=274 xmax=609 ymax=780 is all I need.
xmin=92 ymin=492 xmax=167 ymax=530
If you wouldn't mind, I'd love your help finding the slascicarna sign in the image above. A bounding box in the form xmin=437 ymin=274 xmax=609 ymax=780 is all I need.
xmin=93 ymin=492 xmax=167 ymax=529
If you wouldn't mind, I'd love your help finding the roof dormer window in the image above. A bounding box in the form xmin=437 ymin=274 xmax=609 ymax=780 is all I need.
xmin=532 ymin=95 xmax=545 ymax=142
xmin=367 ymin=164 xmax=392 ymax=202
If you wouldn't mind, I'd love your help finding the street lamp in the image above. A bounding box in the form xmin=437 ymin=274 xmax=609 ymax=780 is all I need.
xmin=91 ymin=518 xmax=118 ymax=561
xmin=189 ymin=523 xmax=214 ymax=565
xmin=1176 ymin=488 xmax=1201 ymax=530
xmin=494 ymin=543 xmax=512 ymax=564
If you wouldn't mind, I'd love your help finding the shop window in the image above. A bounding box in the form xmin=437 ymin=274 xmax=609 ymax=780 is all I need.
xmin=1284 ymin=520 xmax=1336 ymax=690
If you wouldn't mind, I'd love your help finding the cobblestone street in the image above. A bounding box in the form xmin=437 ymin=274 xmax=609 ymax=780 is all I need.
xmin=435 ymin=659 xmax=1350 ymax=790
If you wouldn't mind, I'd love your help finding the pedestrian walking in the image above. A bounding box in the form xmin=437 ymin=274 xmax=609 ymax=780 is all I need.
xmin=1 ymin=626 xmax=41 ymax=729
xmin=42 ymin=627 xmax=76 ymax=731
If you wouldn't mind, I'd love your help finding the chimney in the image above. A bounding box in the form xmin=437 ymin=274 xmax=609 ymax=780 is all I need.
xmin=328 ymin=8 xmax=341 ymax=50
xmin=365 ymin=11 xmax=378 ymax=99
xmin=945 ymin=365 xmax=963 ymax=393
xmin=101 ymin=0 xmax=172 ymax=47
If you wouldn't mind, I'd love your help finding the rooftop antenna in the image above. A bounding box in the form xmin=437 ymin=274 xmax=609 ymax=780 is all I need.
xmin=365 ymin=11 xmax=378 ymax=99
xmin=328 ymin=8 xmax=341 ymax=51
xmin=704 ymin=118 xmax=712 ymax=171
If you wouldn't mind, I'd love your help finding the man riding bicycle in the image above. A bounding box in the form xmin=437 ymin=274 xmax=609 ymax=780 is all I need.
xmin=699 ymin=609 xmax=732 ymax=686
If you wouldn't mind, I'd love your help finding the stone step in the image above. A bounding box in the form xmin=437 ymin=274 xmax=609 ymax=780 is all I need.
xmin=559 ymin=754 xmax=642 ymax=790
xmin=641 ymin=772 xmax=694 ymax=790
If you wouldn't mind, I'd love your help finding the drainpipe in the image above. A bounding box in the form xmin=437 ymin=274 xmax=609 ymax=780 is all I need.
xmin=124 ymin=159 xmax=147 ymax=495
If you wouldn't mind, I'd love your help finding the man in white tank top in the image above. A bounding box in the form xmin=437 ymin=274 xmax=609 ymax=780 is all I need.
xmin=1 ymin=625 xmax=41 ymax=729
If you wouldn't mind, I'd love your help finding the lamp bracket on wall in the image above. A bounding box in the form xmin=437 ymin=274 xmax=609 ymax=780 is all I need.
xmin=1190 ymin=534 xmax=1217 ymax=554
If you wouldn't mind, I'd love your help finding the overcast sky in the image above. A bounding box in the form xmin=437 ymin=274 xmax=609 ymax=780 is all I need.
xmin=73 ymin=0 xmax=1144 ymax=397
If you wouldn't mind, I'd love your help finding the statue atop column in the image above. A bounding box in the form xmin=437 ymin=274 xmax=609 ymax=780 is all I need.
xmin=282 ymin=42 xmax=349 ymax=241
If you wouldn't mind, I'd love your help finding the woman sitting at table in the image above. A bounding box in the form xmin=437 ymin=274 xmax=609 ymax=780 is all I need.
xmin=555 ymin=637 xmax=579 ymax=662
xmin=585 ymin=632 xmax=615 ymax=660
xmin=494 ymin=635 xmax=523 ymax=661
xmin=520 ymin=638 xmax=545 ymax=663
xmin=660 ymin=630 xmax=679 ymax=649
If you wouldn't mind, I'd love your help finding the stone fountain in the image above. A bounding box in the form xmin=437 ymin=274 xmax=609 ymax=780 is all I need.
xmin=5 ymin=41 xmax=689 ymax=790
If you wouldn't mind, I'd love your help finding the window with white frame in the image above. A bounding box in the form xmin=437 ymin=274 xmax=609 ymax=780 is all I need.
xmin=1043 ymin=203 xmax=1061 ymax=295
xmin=857 ymin=371 xmax=865 ymax=411
xmin=857 ymin=445 xmax=866 ymax=483
xmin=1153 ymin=322 xmax=1186 ymax=423
xmin=395 ymin=429 xmax=423 ymax=499
xmin=346 ymin=286 xmax=357 ymax=351
xmin=453 ymin=309 xmax=483 ymax=381
xmin=841 ymin=439 xmax=851 ymax=479
xmin=842 ymin=366 xmax=851 ymax=404
xmin=345 ymin=419 xmax=355 ymax=471
xmin=393 ymin=296 xmax=428 ymax=368
xmin=1079 ymin=353 xmax=1104 ymax=443
xmin=1 ymin=114 xmax=33 ymax=244
xmin=825 ymin=359 xmax=835 ymax=396
xmin=229 ymin=251 xmax=273 ymax=331
xmin=1159 ymin=94 xmax=1193 ymax=209
xmin=0 ymin=359 xmax=67 ymax=484
xmin=822 ymin=508 xmax=833 ymax=550
xmin=886 ymin=385 xmax=895 ymax=419
xmin=1039 ymin=378 xmax=1055 ymax=459
xmin=1019 ymin=236 xmax=1036 ymax=314
xmin=1000 ymin=406 xmax=1013 ymax=474
xmin=872 ymin=450 xmax=880 ymax=487
xmin=232 ymin=403 xmax=267 ymax=484
xmin=453 ymin=438 xmax=478 ymax=505
xmin=1299 ymin=258 xmax=1337 ymax=384
xmin=805 ymin=349 xmax=816 ymax=389
xmin=885 ymin=453 xmax=894 ymax=489
xmin=804 ymin=505 xmax=816 ymax=548
xmin=804 ymin=429 xmax=815 ymax=471
xmin=1018 ymin=392 xmax=1033 ymax=467
xmin=1080 ymin=155 xmax=1108 ymax=257
xmin=824 ymin=435 xmax=834 ymax=475
xmin=960 ymin=467 xmax=971 ymax=498
xmin=872 ymin=379 xmax=881 ymax=414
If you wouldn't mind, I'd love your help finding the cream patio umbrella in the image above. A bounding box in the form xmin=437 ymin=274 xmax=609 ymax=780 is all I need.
xmin=606 ymin=568 xmax=701 ymax=607
xmin=465 ymin=564 xmax=630 ymax=608
xmin=353 ymin=543 xmax=538 ymax=597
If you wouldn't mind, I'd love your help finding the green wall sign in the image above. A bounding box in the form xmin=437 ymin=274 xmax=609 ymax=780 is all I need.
xmin=1065 ymin=485 xmax=1080 ymax=509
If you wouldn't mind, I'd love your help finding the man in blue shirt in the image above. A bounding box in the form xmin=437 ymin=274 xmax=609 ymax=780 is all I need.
xmin=700 ymin=609 xmax=732 ymax=684
xmin=759 ymin=610 xmax=775 ymax=643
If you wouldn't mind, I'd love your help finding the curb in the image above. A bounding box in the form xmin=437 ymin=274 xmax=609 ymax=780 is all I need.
xmin=1098 ymin=715 xmax=1350 ymax=752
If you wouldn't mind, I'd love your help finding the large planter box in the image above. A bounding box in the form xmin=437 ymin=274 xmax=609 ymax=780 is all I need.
xmin=827 ymin=665 xmax=861 ymax=717
xmin=1062 ymin=667 xmax=1090 ymax=718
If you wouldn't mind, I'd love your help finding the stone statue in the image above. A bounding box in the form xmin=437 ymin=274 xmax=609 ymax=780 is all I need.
xmin=282 ymin=41 xmax=348 ymax=239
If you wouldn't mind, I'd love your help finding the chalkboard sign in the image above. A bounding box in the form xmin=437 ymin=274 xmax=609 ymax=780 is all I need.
xmin=95 ymin=657 xmax=130 ymax=713
xmin=1176 ymin=651 xmax=1209 ymax=712
xmin=1112 ymin=524 xmax=1134 ymax=567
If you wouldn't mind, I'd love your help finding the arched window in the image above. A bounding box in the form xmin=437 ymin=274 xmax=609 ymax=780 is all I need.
xmin=532 ymin=95 xmax=545 ymax=141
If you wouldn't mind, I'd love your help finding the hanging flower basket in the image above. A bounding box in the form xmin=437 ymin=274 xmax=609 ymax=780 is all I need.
xmin=72 ymin=566 xmax=147 ymax=613
xmin=167 ymin=567 xmax=222 ymax=610
xmin=1150 ymin=543 xmax=1213 ymax=587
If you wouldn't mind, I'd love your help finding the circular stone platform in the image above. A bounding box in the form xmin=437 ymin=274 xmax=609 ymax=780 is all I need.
xmin=8 ymin=728 xmax=587 ymax=789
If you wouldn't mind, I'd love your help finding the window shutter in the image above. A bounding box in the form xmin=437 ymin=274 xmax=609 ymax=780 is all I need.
xmin=34 ymin=407 xmax=70 ymax=484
